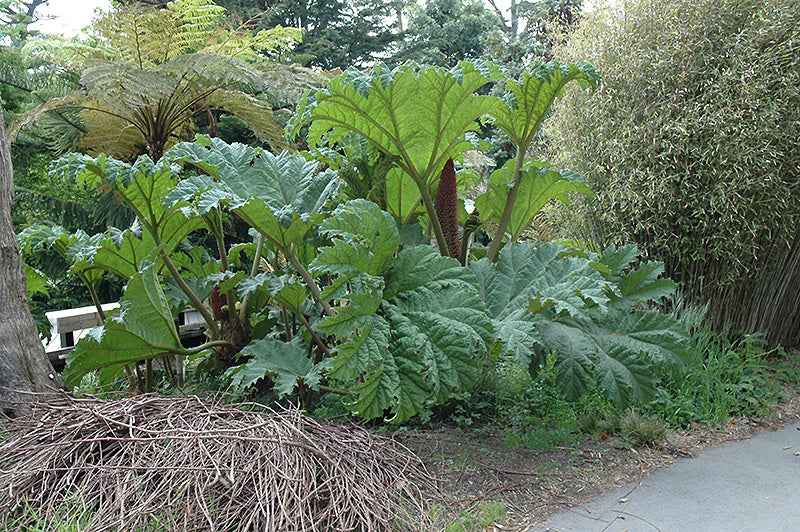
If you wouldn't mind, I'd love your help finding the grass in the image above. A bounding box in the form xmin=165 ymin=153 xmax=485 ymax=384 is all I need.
xmin=619 ymin=409 xmax=667 ymax=446
xmin=8 ymin=498 xmax=94 ymax=532
xmin=491 ymin=356 xmax=581 ymax=452
xmin=646 ymin=327 xmax=783 ymax=428
xmin=437 ymin=501 xmax=507 ymax=532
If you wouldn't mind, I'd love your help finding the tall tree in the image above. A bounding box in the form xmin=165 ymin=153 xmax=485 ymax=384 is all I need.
xmin=0 ymin=95 xmax=61 ymax=417
xmin=0 ymin=0 xmax=48 ymax=47
xmin=483 ymin=0 xmax=583 ymax=70
xmin=392 ymin=0 xmax=501 ymax=67
xmin=220 ymin=0 xmax=398 ymax=69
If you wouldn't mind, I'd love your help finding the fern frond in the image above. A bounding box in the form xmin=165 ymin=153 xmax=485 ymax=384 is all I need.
xmin=256 ymin=63 xmax=330 ymax=107
xmin=9 ymin=91 xmax=85 ymax=142
xmin=213 ymin=25 xmax=303 ymax=62
xmin=81 ymin=61 xmax=177 ymax=110
xmin=158 ymin=53 xmax=261 ymax=91
xmin=93 ymin=6 xmax=177 ymax=67
xmin=206 ymin=90 xmax=287 ymax=151
xmin=78 ymin=111 xmax=149 ymax=162
xmin=22 ymin=36 xmax=115 ymax=68
xmin=36 ymin=108 xmax=85 ymax=154
xmin=168 ymin=0 xmax=226 ymax=54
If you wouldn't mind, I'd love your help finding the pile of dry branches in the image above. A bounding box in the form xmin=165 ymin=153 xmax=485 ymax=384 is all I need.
xmin=0 ymin=393 xmax=431 ymax=531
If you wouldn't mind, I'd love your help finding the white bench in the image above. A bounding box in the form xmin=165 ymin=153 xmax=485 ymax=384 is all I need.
xmin=44 ymin=304 xmax=207 ymax=367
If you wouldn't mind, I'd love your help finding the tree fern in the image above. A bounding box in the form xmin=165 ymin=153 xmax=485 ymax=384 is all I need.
xmin=9 ymin=0 xmax=313 ymax=160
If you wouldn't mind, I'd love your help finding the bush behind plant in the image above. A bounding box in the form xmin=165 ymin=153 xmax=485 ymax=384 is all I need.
xmin=546 ymin=0 xmax=800 ymax=349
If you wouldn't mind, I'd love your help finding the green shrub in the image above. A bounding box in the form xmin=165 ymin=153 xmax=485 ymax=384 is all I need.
xmin=492 ymin=354 xmax=580 ymax=451
xmin=546 ymin=0 xmax=800 ymax=349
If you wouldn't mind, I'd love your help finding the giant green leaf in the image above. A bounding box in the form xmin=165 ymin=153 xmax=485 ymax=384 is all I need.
xmin=51 ymin=154 xmax=203 ymax=276
xmin=93 ymin=211 xmax=203 ymax=279
xmin=475 ymin=159 xmax=592 ymax=240
xmin=596 ymin=244 xmax=677 ymax=306
xmin=166 ymin=136 xmax=338 ymax=219
xmin=383 ymin=283 xmax=491 ymax=403
xmin=383 ymin=244 xmax=480 ymax=299
xmin=319 ymin=292 xmax=388 ymax=377
xmin=490 ymin=61 xmax=599 ymax=149
xmin=535 ymin=309 xmax=685 ymax=407
xmin=57 ymin=154 xmax=186 ymax=235
xmin=227 ymin=338 xmax=318 ymax=397
xmin=471 ymin=241 xmax=609 ymax=365
xmin=306 ymin=62 xmax=501 ymax=188
xmin=121 ymin=264 xmax=182 ymax=347
xmin=18 ymin=225 xmax=105 ymax=286
xmin=63 ymin=264 xmax=185 ymax=385
xmin=472 ymin=241 xmax=686 ymax=408
xmin=165 ymin=136 xmax=338 ymax=249
xmin=318 ymin=227 xmax=493 ymax=422
xmin=310 ymin=199 xmax=400 ymax=298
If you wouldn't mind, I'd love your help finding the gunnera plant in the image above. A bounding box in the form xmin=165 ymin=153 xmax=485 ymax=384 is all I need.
xmin=545 ymin=0 xmax=800 ymax=349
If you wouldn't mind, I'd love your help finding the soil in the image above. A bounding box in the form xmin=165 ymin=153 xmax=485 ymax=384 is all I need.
xmin=399 ymin=386 xmax=800 ymax=531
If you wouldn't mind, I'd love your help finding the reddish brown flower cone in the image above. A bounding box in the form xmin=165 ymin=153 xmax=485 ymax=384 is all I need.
xmin=435 ymin=159 xmax=462 ymax=263
xmin=211 ymin=286 xmax=228 ymax=322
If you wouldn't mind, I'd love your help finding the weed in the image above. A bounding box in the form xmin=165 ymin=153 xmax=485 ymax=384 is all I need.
xmin=647 ymin=326 xmax=782 ymax=427
xmin=620 ymin=409 xmax=667 ymax=447
xmin=10 ymin=496 xmax=95 ymax=532
xmin=493 ymin=355 xmax=579 ymax=451
xmin=576 ymin=390 xmax=621 ymax=436
xmin=770 ymin=350 xmax=800 ymax=386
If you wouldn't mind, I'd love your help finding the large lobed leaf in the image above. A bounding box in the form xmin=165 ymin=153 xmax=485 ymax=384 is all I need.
xmin=63 ymin=265 xmax=185 ymax=385
xmin=51 ymin=154 xmax=204 ymax=277
xmin=490 ymin=61 xmax=599 ymax=148
xmin=226 ymin=338 xmax=320 ymax=397
xmin=536 ymin=310 xmax=685 ymax=407
xmin=305 ymin=62 xmax=501 ymax=187
xmin=472 ymin=241 xmax=686 ymax=408
xmin=596 ymin=244 xmax=677 ymax=306
xmin=313 ymin=200 xmax=493 ymax=422
xmin=18 ymin=225 xmax=106 ymax=286
xmin=311 ymin=199 xmax=400 ymax=298
xmin=476 ymin=159 xmax=592 ymax=241
xmin=165 ymin=136 xmax=338 ymax=249
xmin=471 ymin=241 xmax=608 ymax=364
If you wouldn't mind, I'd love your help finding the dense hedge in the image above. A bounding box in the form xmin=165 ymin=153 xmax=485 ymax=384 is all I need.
xmin=545 ymin=0 xmax=800 ymax=348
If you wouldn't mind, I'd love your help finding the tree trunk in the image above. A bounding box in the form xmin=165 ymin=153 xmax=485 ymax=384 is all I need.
xmin=0 ymin=97 xmax=62 ymax=417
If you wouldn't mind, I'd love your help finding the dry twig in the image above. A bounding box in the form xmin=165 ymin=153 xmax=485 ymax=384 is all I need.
xmin=0 ymin=394 xmax=431 ymax=531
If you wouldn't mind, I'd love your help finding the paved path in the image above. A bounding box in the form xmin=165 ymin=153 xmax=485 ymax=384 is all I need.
xmin=533 ymin=421 xmax=800 ymax=532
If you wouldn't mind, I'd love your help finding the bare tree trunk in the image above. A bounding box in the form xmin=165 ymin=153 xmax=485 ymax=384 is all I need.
xmin=0 ymin=96 xmax=62 ymax=417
